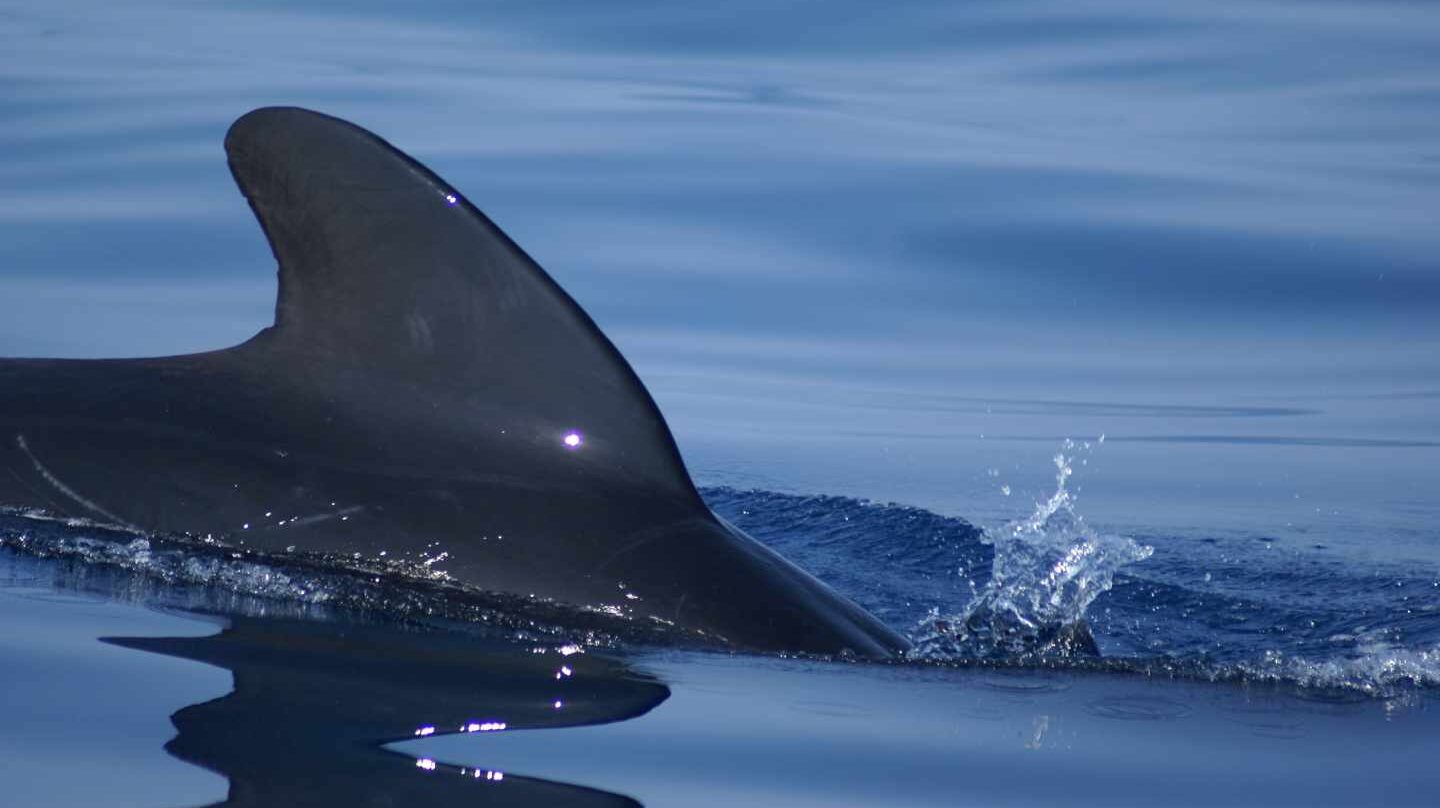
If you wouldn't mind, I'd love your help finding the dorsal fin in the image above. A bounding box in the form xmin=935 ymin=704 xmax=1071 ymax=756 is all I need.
xmin=224 ymin=106 xmax=699 ymax=501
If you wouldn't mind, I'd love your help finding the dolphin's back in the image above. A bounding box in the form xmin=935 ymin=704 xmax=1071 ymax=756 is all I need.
xmin=0 ymin=108 xmax=908 ymax=657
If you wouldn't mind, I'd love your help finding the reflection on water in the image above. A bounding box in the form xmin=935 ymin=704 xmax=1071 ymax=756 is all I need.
xmin=0 ymin=581 xmax=228 ymax=808
xmin=8 ymin=523 xmax=1440 ymax=808
xmin=108 ymin=615 xmax=668 ymax=808
xmin=404 ymin=650 xmax=1440 ymax=808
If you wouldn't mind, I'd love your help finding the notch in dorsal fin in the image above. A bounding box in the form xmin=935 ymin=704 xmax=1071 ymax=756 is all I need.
xmin=224 ymin=107 xmax=698 ymax=500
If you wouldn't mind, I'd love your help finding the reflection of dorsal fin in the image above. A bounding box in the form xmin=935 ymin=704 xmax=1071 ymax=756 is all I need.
xmin=225 ymin=107 xmax=698 ymax=500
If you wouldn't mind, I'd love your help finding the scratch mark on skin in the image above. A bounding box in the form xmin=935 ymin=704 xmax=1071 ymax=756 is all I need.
xmin=275 ymin=506 xmax=366 ymax=530
xmin=8 ymin=465 xmax=65 ymax=513
xmin=14 ymin=433 xmax=138 ymax=531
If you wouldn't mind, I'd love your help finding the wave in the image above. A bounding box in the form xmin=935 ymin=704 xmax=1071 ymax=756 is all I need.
xmin=4 ymin=456 xmax=1439 ymax=698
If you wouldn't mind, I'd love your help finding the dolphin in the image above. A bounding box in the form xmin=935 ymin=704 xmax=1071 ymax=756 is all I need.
xmin=0 ymin=107 xmax=907 ymax=658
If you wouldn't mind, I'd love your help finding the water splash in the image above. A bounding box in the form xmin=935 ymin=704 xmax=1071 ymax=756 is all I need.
xmin=1232 ymin=638 xmax=1440 ymax=698
xmin=6 ymin=485 xmax=1439 ymax=696
xmin=910 ymin=441 xmax=1152 ymax=661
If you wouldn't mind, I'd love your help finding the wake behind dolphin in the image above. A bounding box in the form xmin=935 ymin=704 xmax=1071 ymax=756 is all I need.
xmin=0 ymin=107 xmax=906 ymax=658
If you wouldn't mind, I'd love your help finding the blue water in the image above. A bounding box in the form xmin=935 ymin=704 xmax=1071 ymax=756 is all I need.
xmin=2 ymin=0 xmax=1439 ymax=804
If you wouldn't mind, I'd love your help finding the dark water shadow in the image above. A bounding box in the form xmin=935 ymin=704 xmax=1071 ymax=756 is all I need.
xmin=106 ymin=616 xmax=670 ymax=807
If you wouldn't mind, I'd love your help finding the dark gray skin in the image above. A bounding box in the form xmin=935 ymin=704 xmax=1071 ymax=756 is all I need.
xmin=0 ymin=107 xmax=908 ymax=658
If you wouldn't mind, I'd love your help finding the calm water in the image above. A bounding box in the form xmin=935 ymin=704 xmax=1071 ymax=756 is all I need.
xmin=2 ymin=1 xmax=1439 ymax=805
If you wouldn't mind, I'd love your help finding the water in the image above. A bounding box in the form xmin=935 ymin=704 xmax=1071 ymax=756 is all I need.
xmin=2 ymin=0 xmax=1439 ymax=805
xmin=5 ymin=542 xmax=1440 ymax=808
xmin=909 ymin=443 xmax=1155 ymax=661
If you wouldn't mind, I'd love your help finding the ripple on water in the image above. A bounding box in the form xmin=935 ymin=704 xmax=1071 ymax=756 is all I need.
xmin=17 ymin=590 xmax=109 ymax=606
xmin=1232 ymin=715 xmax=1309 ymax=740
xmin=953 ymin=702 xmax=1008 ymax=722
xmin=788 ymin=699 xmax=873 ymax=719
xmin=1083 ymin=695 xmax=1193 ymax=722
xmin=978 ymin=674 xmax=1072 ymax=697
xmin=1216 ymin=696 xmax=1309 ymax=740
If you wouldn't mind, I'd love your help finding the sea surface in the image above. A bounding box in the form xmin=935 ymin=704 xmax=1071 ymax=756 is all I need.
xmin=2 ymin=1 xmax=1439 ymax=806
